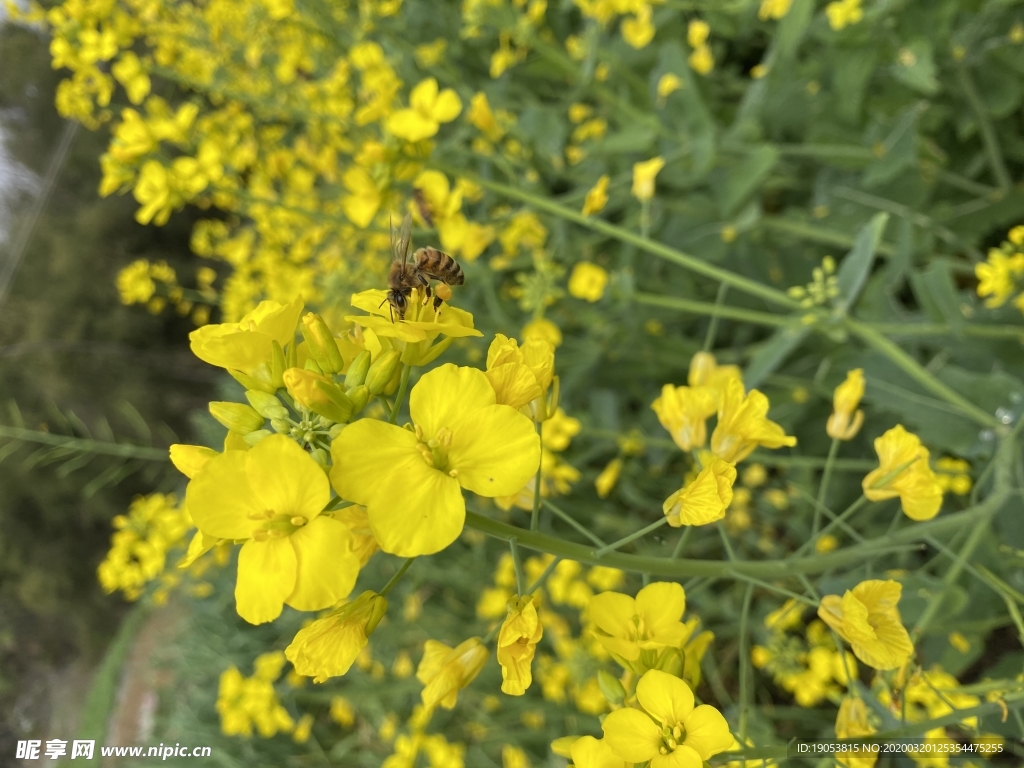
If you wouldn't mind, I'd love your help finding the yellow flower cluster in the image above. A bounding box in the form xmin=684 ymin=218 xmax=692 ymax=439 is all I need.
xmin=826 ymin=0 xmax=864 ymax=30
xmin=652 ymin=352 xmax=796 ymax=526
xmin=753 ymin=599 xmax=858 ymax=707
xmin=976 ymin=225 xmax=1024 ymax=312
xmin=116 ymin=258 xmax=215 ymax=324
xmin=97 ymin=493 xmax=192 ymax=601
xmin=216 ymin=652 xmax=296 ymax=738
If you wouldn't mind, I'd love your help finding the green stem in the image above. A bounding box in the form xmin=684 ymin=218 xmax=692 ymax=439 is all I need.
xmin=717 ymin=522 xmax=737 ymax=562
xmin=379 ymin=558 xmax=415 ymax=598
xmin=594 ymin=518 xmax=669 ymax=557
xmin=738 ymin=583 xmax=755 ymax=742
xmin=509 ymin=537 xmax=526 ymax=595
xmin=797 ymin=495 xmax=868 ymax=557
xmin=845 ymin=318 xmax=1000 ymax=429
xmin=525 ymin=556 xmax=561 ymax=596
xmin=703 ymin=284 xmax=730 ymax=351
xmin=813 ymin=438 xmax=842 ymax=538
xmin=0 ymin=425 xmax=168 ymax=460
xmin=531 ymin=421 xmax=543 ymax=531
xmin=635 ymin=292 xmax=787 ymax=327
xmin=542 ymin=499 xmax=607 ymax=547
xmin=389 ymin=364 xmax=411 ymax=424
xmin=457 ymin=173 xmax=799 ymax=310
xmin=671 ymin=527 xmax=693 ymax=559
xmin=912 ymin=519 xmax=990 ymax=639
xmin=956 ymin=63 xmax=1012 ymax=192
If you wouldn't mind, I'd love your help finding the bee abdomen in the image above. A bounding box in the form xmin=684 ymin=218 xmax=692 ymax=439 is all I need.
xmin=414 ymin=247 xmax=464 ymax=285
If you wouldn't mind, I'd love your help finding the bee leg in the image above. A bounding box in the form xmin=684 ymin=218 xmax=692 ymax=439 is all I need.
xmin=421 ymin=284 xmax=432 ymax=306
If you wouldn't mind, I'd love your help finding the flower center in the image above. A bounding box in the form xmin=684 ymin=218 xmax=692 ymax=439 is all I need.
xmin=415 ymin=425 xmax=455 ymax=475
xmin=247 ymin=509 xmax=308 ymax=540
xmin=659 ymin=723 xmax=687 ymax=754
xmin=631 ymin=613 xmax=651 ymax=641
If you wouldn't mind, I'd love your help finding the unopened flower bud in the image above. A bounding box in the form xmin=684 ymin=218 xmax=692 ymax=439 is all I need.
xmin=271 ymin=418 xmax=291 ymax=434
xmin=329 ymin=423 xmax=345 ymax=440
xmin=209 ymin=401 xmax=265 ymax=434
xmin=310 ymin=447 xmax=329 ymax=470
xmin=365 ymin=350 xmax=401 ymax=395
xmin=344 ymin=350 xmax=371 ymax=389
xmin=227 ymin=364 xmax=276 ymax=394
xmin=283 ymin=368 xmax=352 ymax=424
xmin=304 ymin=357 xmax=324 ymax=375
xmin=243 ymin=429 xmax=272 ymax=446
xmin=654 ymin=647 xmax=684 ymax=676
xmin=246 ymin=390 xmax=289 ymax=419
xmin=301 ymin=312 xmax=345 ymax=374
xmin=271 ymin=341 xmax=287 ymax=390
xmin=597 ymin=669 xmax=626 ymax=706
xmin=347 ymin=384 xmax=370 ymax=414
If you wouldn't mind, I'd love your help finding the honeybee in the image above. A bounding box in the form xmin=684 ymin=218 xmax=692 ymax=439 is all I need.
xmin=384 ymin=213 xmax=465 ymax=322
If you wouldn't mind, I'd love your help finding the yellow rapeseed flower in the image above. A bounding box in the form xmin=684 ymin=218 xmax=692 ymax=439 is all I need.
xmin=417 ymin=637 xmax=489 ymax=711
xmin=826 ymin=369 xmax=865 ymax=441
xmin=826 ymin=0 xmax=863 ymax=30
xmin=386 ymin=77 xmax=462 ymax=142
xmin=835 ymin=697 xmax=878 ymax=768
xmin=595 ymin=457 xmax=623 ymax=499
xmin=340 ymin=167 xmax=382 ymax=228
xmin=688 ymin=351 xmax=742 ymax=389
xmin=632 ymin=156 xmax=665 ymax=201
xmin=582 ymin=174 xmax=610 ymax=216
xmin=656 ymin=73 xmax=683 ymax=104
xmin=622 ymin=4 xmax=655 ymax=49
xmin=569 ymin=735 xmax=627 ymax=767
xmin=975 ymin=249 xmax=1024 ymax=308
xmin=331 ymin=365 xmax=541 ymax=556
xmin=497 ymin=594 xmax=544 ymax=695
xmin=285 ymin=591 xmax=388 ymax=682
xmin=758 ymin=0 xmax=792 ymax=20
xmin=862 ymin=425 xmax=943 ymax=521
xmin=711 ymin=377 xmax=796 ymax=463
xmin=663 ymin=457 xmax=737 ymax=527
xmin=602 ymin=669 xmax=733 ymax=767
xmin=588 ymin=582 xmax=690 ymax=667
xmin=817 ymin=579 xmax=914 ymax=670
xmin=189 ymin=296 xmax=303 ymax=376
xmin=568 ymin=262 xmax=609 ymax=302
xmin=485 ymin=333 xmax=555 ymax=411
xmin=186 ymin=435 xmax=360 ymax=624
xmin=523 ymin=317 xmax=563 ymax=348
xmin=652 ymin=383 xmax=719 ymax=451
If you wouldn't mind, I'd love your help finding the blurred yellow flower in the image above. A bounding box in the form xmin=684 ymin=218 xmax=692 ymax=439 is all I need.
xmin=835 ymin=697 xmax=877 ymax=768
xmin=386 ymin=77 xmax=462 ymax=142
xmin=656 ymin=73 xmax=683 ymax=103
xmin=826 ymin=369 xmax=865 ymax=441
xmin=340 ymin=167 xmax=382 ymax=228
xmin=569 ymin=262 xmax=609 ymax=302
xmin=632 ymin=156 xmax=665 ymax=201
xmin=818 ymin=579 xmax=914 ymax=670
xmin=826 ymin=0 xmax=863 ymax=30
xmin=595 ymin=458 xmax=623 ymax=498
xmin=759 ymin=0 xmax=792 ymax=20
xmin=663 ymin=457 xmax=737 ymax=527
xmin=582 ymin=174 xmax=610 ymax=216
xmin=622 ymin=4 xmax=655 ymax=49
xmin=417 ymin=637 xmax=489 ymax=711
xmin=863 ymin=425 xmax=943 ymax=521
xmin=688 ymin=351 xmax=742 ymax=389
xmin=523 ymin=317 xmax=563 ymax=348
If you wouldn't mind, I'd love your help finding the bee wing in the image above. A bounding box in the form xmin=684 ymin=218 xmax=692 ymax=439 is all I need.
xmin=390 ymin=213 xmax=414 ymax=269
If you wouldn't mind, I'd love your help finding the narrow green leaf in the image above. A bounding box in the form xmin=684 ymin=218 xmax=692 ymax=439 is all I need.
xmin=717 ymin=145 xmax=779 ymax=219
xmin=836 ymin=212 xmax=889 ymax=310
xmin=7 ymin=400 xmax=24 ymax=428
xmin=910 ymin=262 xmax=966 ymax=335
xmin=744 ymin=322 xmax=809 ymax=390
xmin=119 ymin=401 xmax=152 ymax=443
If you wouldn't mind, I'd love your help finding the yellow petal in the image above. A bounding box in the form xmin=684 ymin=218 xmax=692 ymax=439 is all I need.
xmin=409 ymin=77 xmax=440 ymax=112
xmin=386 ymin=108 xmax=438 ymax=142
xmin=636 ymin=668 xmax=694 ymax=726
xmin=431 ymin=88 xmax=463 ymax=123
xmin=249 ymin=296 xmax=304 ymax=346
xmin=186 ymin=450 xmax=260 ymax=539
xmin=189 ymin=325 xmax=272 ymax=373
xmin=635 ymin=582 xmax=687 ymax=639
xmin=450 ymin=404 xmax=540 ymax=497
xmin=411 ymin=364 xmax=496 ymax=437
xmin=652 ymin=747 xmax=704 ymax=768
xmin=246 ymin=435 xmax=330 ymax=521
xmin=179 ymin=529 xmax=220 ymax=568
xmin=569 ymin=736 xmax=625 ymax=768
xmin=331 ymin=418 xmax=420 ymax=507
xmin=169 ymin=443 xmax=218 ymax=479
xmin=602 ymin=707 xmax=662 ymax=762
xmin=851 ymin=579 xmax=902 ymax=613
xmin=286 ymin=516 xmax=360 ymax=611
xmin=235 ymin=537 xmax=297 ymax=624
xmin=682 ymin=704 xmax=734 ymax=759
xmin=368 ymin=459 xmax=464 ymax=556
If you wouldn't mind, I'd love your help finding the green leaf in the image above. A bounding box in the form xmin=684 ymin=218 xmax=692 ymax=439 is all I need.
xmin=836 ymin=213 xmax=889 ymax=311
xmin=716 ymin=145 xmax=779 ymax=219
xmin=909 ymin=262 xmax=966 ymax=335
xmin=890 ymin=39 xmax=939 ymax=95
xmin=595 ymin=124 xmax=658 ymax=154
xmin=657 ymin=40 xmax=716 ymax=176
xmin=744 ymin=322 xmax=809 ymax=390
